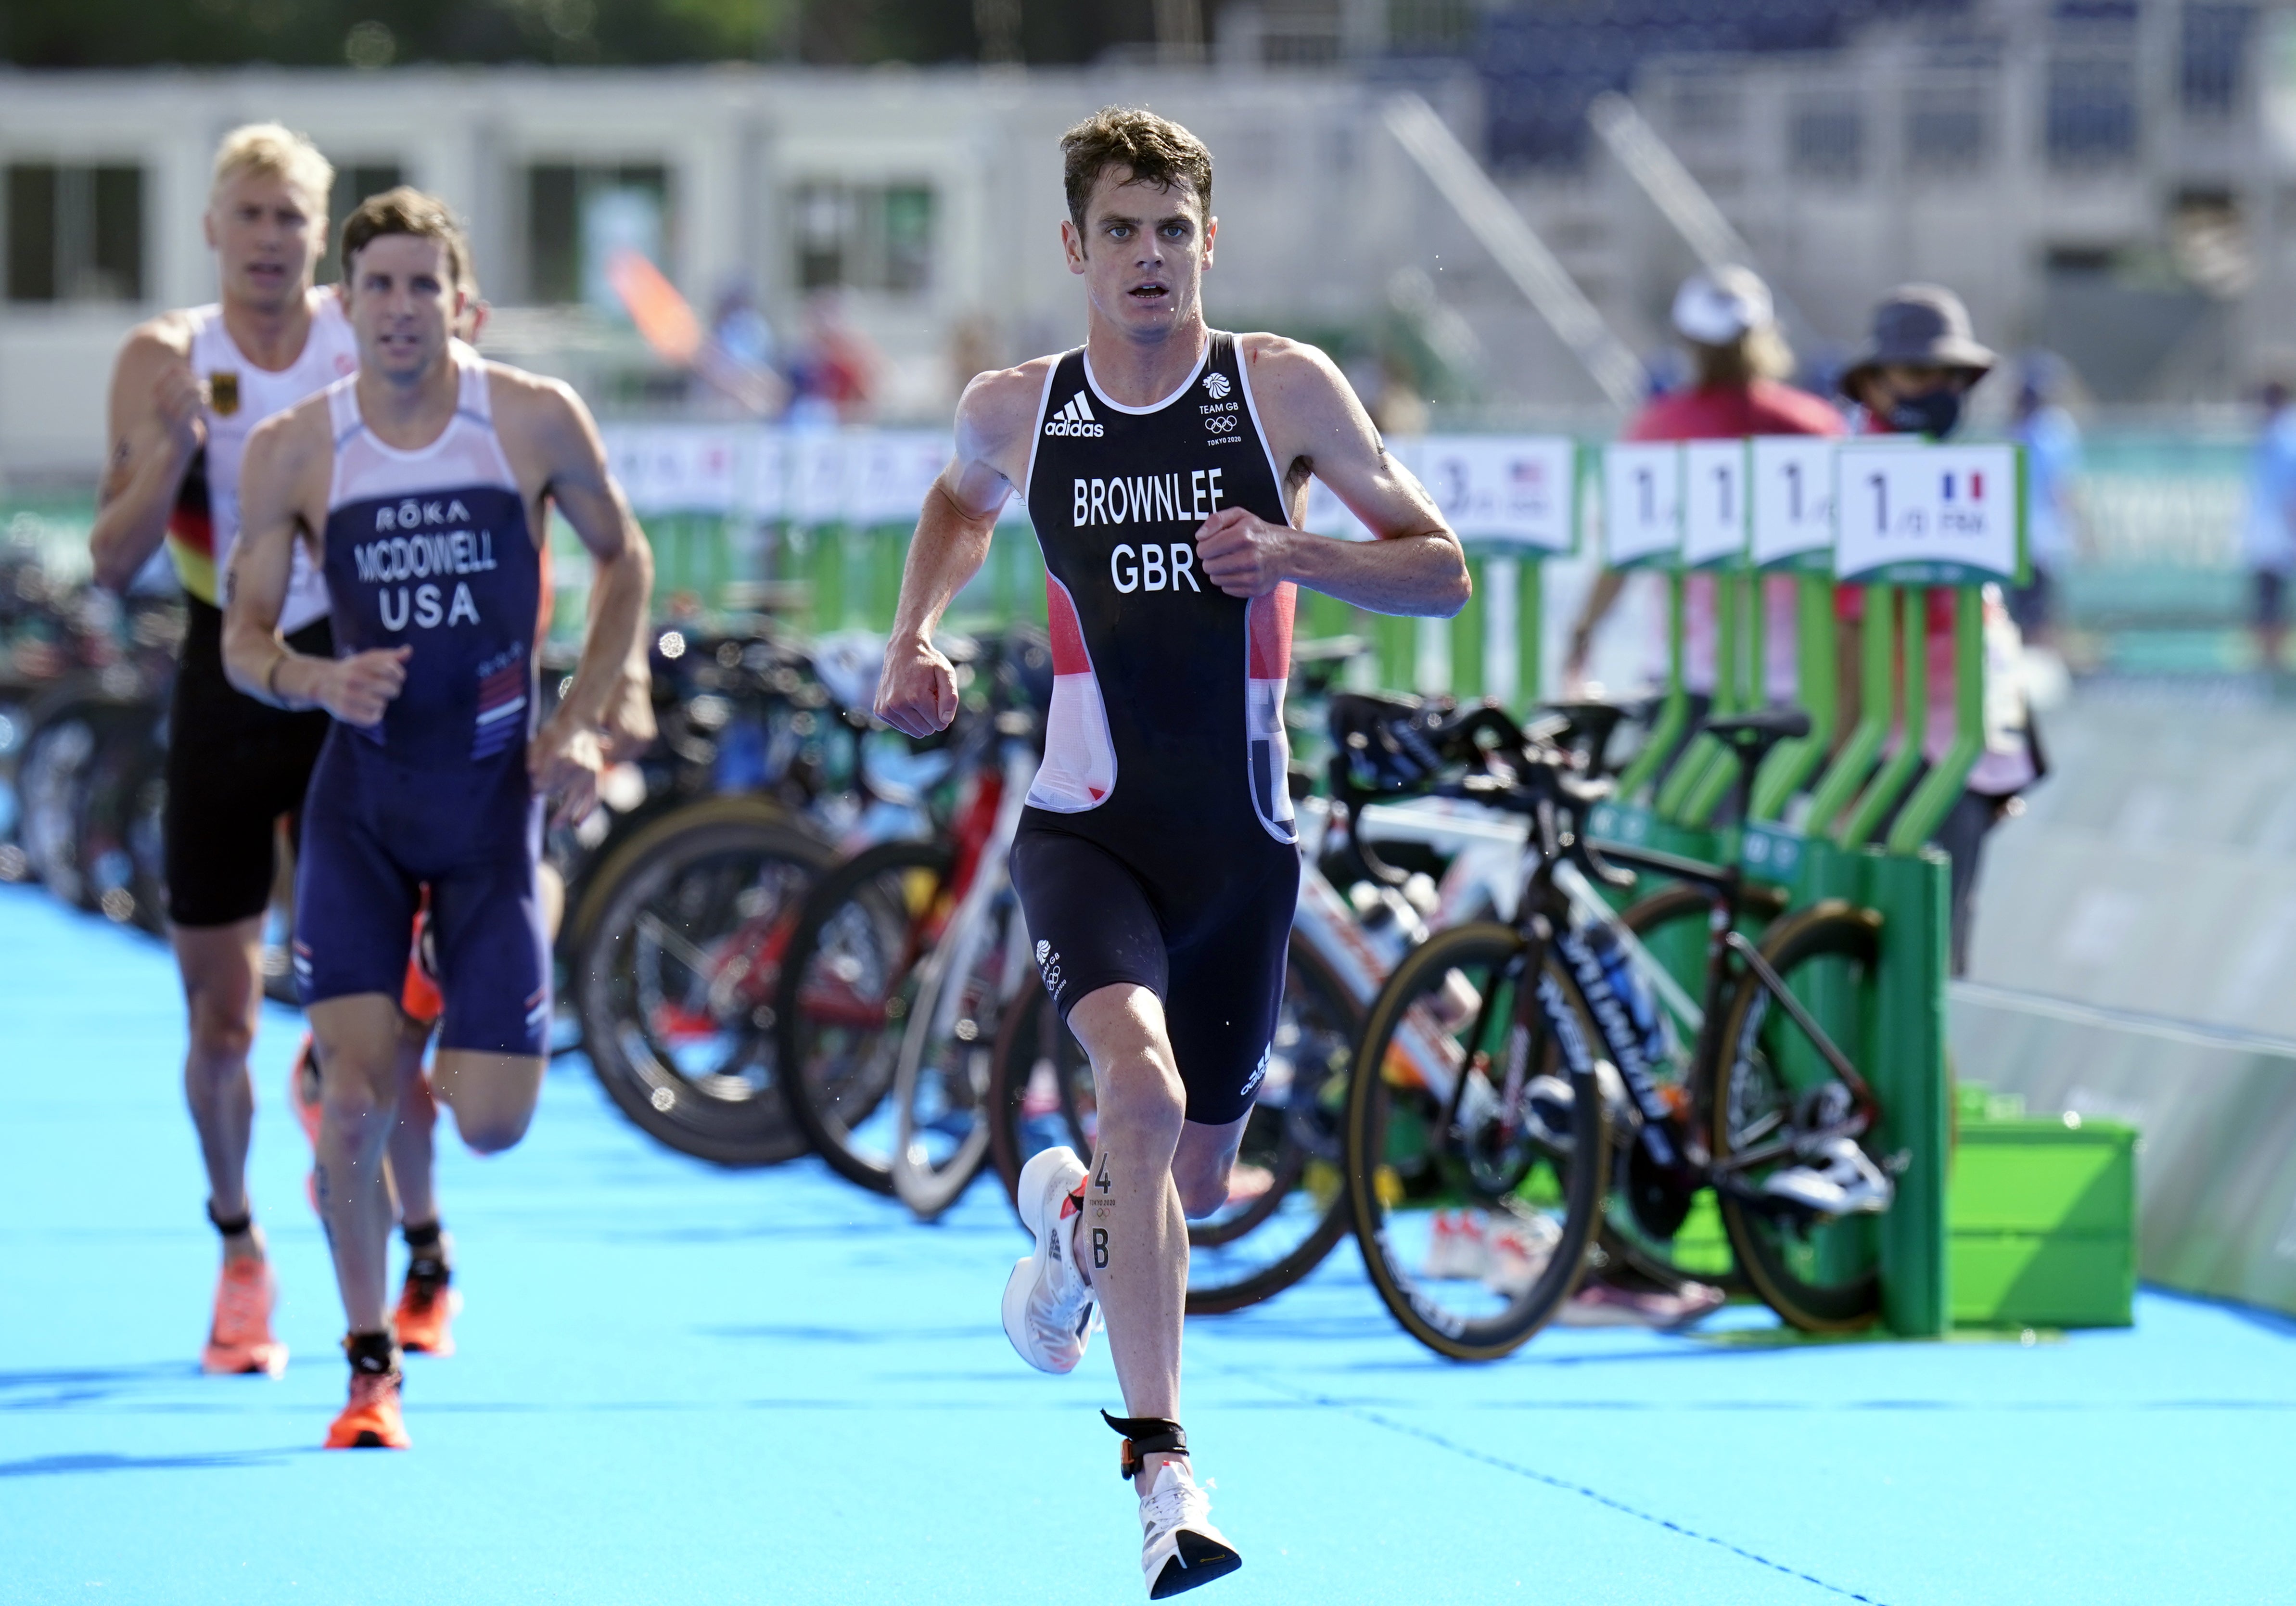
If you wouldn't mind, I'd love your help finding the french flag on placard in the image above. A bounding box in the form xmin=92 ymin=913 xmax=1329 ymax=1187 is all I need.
xmin=1941 ymin=471 xmax=1986 ymax=503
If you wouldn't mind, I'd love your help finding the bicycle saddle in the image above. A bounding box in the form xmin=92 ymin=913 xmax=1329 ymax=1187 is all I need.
xmin=1702 ymin=706 xmax=1812 ymax=771
xmin=1540 ymin=699 xmax=1639 ymax=776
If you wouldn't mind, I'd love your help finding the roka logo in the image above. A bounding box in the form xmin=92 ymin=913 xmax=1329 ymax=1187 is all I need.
xmin=1045 ymin=390 xmax=1103 ymax=438
xmin=1203 ymin=371 xmax=1231 ymax=400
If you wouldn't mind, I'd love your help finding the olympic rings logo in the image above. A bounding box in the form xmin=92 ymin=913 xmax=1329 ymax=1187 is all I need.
xmin=1205 ymin=415 xmax=1239 ymax=434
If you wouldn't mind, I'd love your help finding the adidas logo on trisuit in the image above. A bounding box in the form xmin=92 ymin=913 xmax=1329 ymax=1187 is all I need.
xmin=1044 ymin=389 xmax=1104 ymax=438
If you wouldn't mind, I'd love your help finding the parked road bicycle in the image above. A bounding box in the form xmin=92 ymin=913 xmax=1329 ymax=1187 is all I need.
xmin=1340 ymin=696 xmax=1894 ymax=1360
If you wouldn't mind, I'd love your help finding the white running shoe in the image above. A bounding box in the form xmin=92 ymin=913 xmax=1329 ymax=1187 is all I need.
xmin=1762 ymin=1137 xmax=1894 ymax=1218
xmin=1138 ymin=1459 xmax=1241 ymax=1599
xmin=1481 ymin=1212 xmax=1563 ymax=1297
xmin=1002 ymin=1146 xmax=1097 ymax=1374
xmin=1420 ymin=1208 xmax=1490 ymax=1282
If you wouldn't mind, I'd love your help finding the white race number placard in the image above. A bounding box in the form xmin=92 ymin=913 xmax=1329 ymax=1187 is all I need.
xmin=1680 ymin=440 xmax=1747 ymax=568
xmin=1602 ymin=442 xmax=1683 ymax=567
xmin=1749 ymin=436 xmax=1837 ymax=570
xmin=1416 ymin=434 xmax=1578 ymax=551
xmin=1834 ymin=442 xmax=2021 ymax=584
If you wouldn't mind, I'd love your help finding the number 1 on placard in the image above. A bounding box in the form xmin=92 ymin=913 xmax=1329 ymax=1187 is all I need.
xmin=1634 ymin=467 xmax=1654 ymax=524
xmin=1713 ymin=465 xmax=1733 ymax=524
xmin=1784 ymin=461 xmax=1802 ymax=521
xmin=1868 ymin=472 xmax=1888 ymax=535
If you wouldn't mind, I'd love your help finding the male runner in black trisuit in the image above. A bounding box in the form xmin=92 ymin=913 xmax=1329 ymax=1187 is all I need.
xmin=876 ymin=108 xmax=1469 ymax=1598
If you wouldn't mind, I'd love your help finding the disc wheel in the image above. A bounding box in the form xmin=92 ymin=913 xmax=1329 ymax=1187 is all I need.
xmin=573 ymin=799 xmax=835 ymax=1165
xmin=1343 ymin=921 xmax=1608 ymax=1361
xmin=1711 ymin=900 xmax=1885 ymax=1332
xmin=773 ymin=838 xmax=956 ymax=1194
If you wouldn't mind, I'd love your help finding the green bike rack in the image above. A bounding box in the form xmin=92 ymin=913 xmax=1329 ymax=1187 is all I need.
xmin=1748 ymin=575 xmax=1839 ymax=821
xmin=1612 ymin=570 xmax=1690 ymax=802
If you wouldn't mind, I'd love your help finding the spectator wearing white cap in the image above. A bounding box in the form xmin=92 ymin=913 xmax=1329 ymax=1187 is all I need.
xmin=1564 ymin=264 xmax=1843 ymax=714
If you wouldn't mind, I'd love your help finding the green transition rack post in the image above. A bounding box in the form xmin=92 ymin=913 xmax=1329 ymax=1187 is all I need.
xmin=1601 ymin=441 xmax=1690 ymax=802
xmin=1812 ymin=437 xmax=2024 ymax=1337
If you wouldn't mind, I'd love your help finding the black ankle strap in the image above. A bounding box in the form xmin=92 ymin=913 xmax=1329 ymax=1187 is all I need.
xmin=1102 ymin=1411 xmax=1186 ymax=1481
xmin=403 ymin=1220 xmax=443 ymax=1250
xmin=344 ymin=1331 xmax=401 ymax=1377
xmin=206 ymin=1200 xmax=253 ymax=1238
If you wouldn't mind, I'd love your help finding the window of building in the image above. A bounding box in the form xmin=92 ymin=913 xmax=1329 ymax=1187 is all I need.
xmin=1905 ymin=84 xmax=1989 ymax=174
xmin=2047 ymin=52 xmax=2139 ymax=167
xmin=318 ymin=163 xmax=404 ymax=285
xmin=5 ymin=164 xmax=144 ymax=304
xmin=1788 ymin=96 xmax=1863 ymax=181
xmin=525 ymin=163 xmax=672 ymax=306
xmin=793 ymin=181 xmax=933 ymax=296
xmin=2180 ymin=4 xmax=2255 ymax=120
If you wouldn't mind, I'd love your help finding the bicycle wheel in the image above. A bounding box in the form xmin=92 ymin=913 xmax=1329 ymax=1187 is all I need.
xmin=1710 ymin=899 xmax=1885 ymax=1332
xmin=77 ymin=703 xmax=168 ymax=933
xmin=574 ymin=800 xmax=835 ymax=1165
xmin=889 ymin=875 xmax=1025 ymax=1219
xmin=987 ymin=983 xmax=1093 ymax=1207
xmin=1344 ymin=921 xmax=1608 ymax=1361
xmin=988 ymin=932 xmax=1364 ymax=1314
xmin=1594 ymin=882 xmax=1735 ymax=1292
xmin=774 ymin=838 xmax=955 ymax=1194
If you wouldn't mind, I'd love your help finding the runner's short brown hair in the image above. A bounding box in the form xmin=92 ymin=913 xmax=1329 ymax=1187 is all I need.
xmin=339 ymin=186 xmax=472 ymax=295
xmin=1060 ymin=107 xmax=1213 ymax=236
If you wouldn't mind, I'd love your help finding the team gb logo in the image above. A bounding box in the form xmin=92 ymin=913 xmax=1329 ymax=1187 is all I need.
xmin=1204 ymin=372 xmax=1231 ymax=400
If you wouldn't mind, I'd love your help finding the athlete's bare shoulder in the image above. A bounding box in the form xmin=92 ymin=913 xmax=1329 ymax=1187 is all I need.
xmin=242 ymin=389 xmax=335 ymax=483
xmin=1236 ymin=332 xmax=1352 ymax=421
xmin=955 ymin=355 xmax=1059 ymax=484
xmin=482 ymin=358 xmax=602 ymax=472
xmin=109 ymin=311 xmax=196 ymax=394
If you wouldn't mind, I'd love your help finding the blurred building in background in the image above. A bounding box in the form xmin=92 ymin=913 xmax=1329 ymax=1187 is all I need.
xmin=0 ymin=0 xmax=2291 ymax=482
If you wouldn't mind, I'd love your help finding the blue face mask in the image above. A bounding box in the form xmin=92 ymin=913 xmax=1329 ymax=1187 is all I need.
xmin=1886 ymin=388 xmax=1964 ymax=439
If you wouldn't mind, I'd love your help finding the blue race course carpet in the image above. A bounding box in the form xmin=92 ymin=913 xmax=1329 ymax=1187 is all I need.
xmin=3 ymin=882 xmax=2291 ymax=1605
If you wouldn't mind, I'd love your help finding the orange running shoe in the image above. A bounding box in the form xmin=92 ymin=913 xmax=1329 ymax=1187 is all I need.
xmin=200 ymin=1258 xmax=288 ymax=1377
xmin=324 ymin=1364 xmax=410 ymax=1450
xmin=393 ymin=1270 xmax=460 ymax=1356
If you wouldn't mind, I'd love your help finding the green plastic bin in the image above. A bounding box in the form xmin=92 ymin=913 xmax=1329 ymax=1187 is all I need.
xmin=1948 ymin=1111 xmax=2136 ymax=1329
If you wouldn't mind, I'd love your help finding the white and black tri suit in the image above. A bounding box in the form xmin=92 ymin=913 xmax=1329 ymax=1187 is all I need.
xmin=1008 ymin=332 xmax=1300 ymax=1127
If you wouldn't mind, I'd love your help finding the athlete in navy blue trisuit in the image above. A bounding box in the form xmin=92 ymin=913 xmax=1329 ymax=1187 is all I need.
xmin=223 ymin=188 xmax=652 ymax=1451
xmin=875 ymin=108 xmax=1469 ymax=1598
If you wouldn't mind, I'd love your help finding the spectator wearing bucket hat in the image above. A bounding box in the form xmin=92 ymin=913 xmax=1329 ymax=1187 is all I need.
xmin=1563 ymin=264 xmax=1843 ymax=702
xmin=1837 ymin=284 xmax=2040 ymax=974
